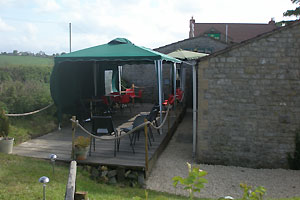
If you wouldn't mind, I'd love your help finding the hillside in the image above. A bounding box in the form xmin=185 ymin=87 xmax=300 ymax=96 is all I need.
xmin=0 ymin=55 xmax=56 ymax=144
xmin=0 ymin=55 xmax=54 ymax=67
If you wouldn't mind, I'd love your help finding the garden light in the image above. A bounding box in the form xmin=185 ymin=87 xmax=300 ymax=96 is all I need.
xmin=38 ymin=176 xmax=49 ymax=200
xmin=49 ymin=154 xmax=57 ymax=177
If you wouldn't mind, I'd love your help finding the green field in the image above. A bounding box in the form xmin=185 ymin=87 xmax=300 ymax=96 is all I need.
xmin=0 ymin=55 xmax=54 ymax=67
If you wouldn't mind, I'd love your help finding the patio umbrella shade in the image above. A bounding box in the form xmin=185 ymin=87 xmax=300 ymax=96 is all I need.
xmin=167 ymin=49 xmax=208 ymax=60
xmin=50 ymin=38 xmax=181 ymax=121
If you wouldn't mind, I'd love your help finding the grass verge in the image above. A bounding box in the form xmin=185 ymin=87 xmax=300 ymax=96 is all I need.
xmin=0 ymin=153 xmax=207 ymax=200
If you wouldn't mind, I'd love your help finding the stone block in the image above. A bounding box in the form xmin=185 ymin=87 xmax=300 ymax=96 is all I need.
xmin=107 ymin=170 xmax=117 ymax=178
xmin=226 ymin=57 xmax=236 ymax=63
xmin=117 ymin=167 xmax=125 ymax=182
xmin=137 ymin=172 xmax=145 ymax=186
xmin=244 ymin=66 xmax=256 ymax=74
xmin=108 ymin=177 xmax=117 ymax=184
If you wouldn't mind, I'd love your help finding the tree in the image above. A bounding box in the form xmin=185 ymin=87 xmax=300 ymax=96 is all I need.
xmin=283 ymin=0 xmax=300 ymax=18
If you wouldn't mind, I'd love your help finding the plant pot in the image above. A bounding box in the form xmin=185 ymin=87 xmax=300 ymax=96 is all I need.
xmin=74 ymin=146 xmax=89 ymax=160
xmin=0 ymin=137 xmax=14 ymax=154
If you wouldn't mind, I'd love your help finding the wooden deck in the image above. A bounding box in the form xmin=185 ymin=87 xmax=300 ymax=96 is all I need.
xmin=13 ymin=103 xmax=184 ymax=173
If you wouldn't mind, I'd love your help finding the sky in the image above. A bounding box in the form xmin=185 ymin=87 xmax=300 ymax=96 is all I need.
xmin=0 ymin=0 xmax=298 ymax=55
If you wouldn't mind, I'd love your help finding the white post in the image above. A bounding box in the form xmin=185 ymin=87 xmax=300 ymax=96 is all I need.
xmin=192 ymin=63 xmax=197 ymax=158
xmin=118 ymin=65 xmax=122 ymax=93
xmin=173 ymin=63 xmax=177 ymax=109
xmin=158 ymin=60 xmax=163 ymax=134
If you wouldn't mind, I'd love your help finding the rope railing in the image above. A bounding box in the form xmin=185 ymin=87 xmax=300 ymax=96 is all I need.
xmin=70 ymin=104 xmax=172 ymax=140
xmin=70 ymin=118 xmax=151 ymax=140
xmin=5 ymin=103 xmax=54 ymax=117
xmin=148 ymin=104 xmax=171 ymax=130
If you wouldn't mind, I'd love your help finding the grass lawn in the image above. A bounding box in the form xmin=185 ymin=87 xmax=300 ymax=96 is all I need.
xmin=0 ymin=153 xmax=206 ymax=200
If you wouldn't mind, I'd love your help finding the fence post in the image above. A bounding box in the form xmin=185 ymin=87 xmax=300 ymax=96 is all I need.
xmin=144 ymin=119 xmax=149 ymax=172
xmin=65 ymin=161 xmax=77 ymax=200
xmin=71 ymin=116 xmax=76 ymax=160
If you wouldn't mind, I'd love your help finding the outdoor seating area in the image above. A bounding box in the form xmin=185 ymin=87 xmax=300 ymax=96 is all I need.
xmin=12 ymin=103 xmax=184 ymax=173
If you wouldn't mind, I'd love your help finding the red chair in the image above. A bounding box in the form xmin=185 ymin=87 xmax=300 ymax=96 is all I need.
xmin=176 ymin=88 xmax=184 ymax=102
xmin=163 ymin=94 xmax=175 ymax=106
xmin=120 ymin=94 xmax=131 ymax=112
xmin=101 ymin=96 xmax=109 ymax=105
xmin=126 ymin=89 xmax=135 ymax=98
xmin=134 ymin=89 xmax=143 ymax=103
xmin=110 ymin=92 xmax=121 ymax=104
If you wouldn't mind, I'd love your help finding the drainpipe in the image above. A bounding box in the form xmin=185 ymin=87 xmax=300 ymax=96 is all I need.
xmin=192 ymin=61 xmax=197 ymax=159
xmin=225 ymin=24 xmax=228 ymax=43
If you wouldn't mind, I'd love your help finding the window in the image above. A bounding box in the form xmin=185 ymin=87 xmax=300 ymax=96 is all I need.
xmin=207 ymin=33 xmax=220 ymax=40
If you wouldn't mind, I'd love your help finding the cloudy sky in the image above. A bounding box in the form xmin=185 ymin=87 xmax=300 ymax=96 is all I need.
xmin=0 ymin=0 xmax=298 ymax=55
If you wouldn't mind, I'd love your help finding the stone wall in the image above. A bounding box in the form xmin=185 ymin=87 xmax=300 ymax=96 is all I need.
xmin=122 ymin=36 xmax=229 ymax=104
xmin=197 ymin=21 xmax=300 ymax=168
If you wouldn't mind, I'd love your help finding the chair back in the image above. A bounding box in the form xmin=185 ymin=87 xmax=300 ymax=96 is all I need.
xmin=120 ymin=94 xmax=131 ymax=104
xmin=92 ymin=116 xmax=115 ymax=136
xmin=146 ymin=105 xmax=159 ymax=122
xmin=168 ymin=94 xmax=175 ymax=105
xmin=101 ymin=96 xmax=109 ymax=105
xmin=126 ymin=88 xmax=135 ymax=97
xmin=110 ymin=92 xmax=121 ymax=103
xmin=137 ymin=90 xmax=143 ymax=98
xmin=133 ymin=116 xmax=145 ymax=128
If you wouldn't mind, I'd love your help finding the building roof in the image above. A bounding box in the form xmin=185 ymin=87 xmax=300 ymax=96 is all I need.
xmin=154 ymin=35 xmax=228 ymax=53
xmin=196 ymin=20 xmax=300 ymax=62
xmin=192 ymin=20 xmax=278 ymax=43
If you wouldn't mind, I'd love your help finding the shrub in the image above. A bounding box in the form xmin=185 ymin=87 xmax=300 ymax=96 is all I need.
xmin=74 ymin=136 xmax=90 ymax=148
xmin=172 ymin=162 xmax=207 ymax=199
xmin=240 ymin=183 xmax=266 ymax=200
xmin=0 ymin=108 xmax=10 ymax=138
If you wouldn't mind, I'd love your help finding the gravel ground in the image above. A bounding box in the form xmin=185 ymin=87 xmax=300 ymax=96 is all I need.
xmin=145 ymin=110 xmax=300 ymax=199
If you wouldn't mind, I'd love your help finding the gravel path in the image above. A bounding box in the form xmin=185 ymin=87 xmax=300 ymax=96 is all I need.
xmin=145 ymin=110 xmax=300 ymax=199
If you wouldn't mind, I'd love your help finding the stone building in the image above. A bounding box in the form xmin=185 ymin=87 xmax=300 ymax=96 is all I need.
xmin=122 ymin=36 xmax=229 ymax=105
xmin=196 ymin=20 xmax=300 ymax=168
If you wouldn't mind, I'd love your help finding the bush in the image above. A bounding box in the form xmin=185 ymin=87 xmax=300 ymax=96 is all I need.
xmin=0 ymin=63 xmax=52 ymax=114
xmin=172 ymin=162 xmax=207 ymax=200
xmin=0 ymin=81 xmax=52 ymax=113
xmin=0 ymin=108 xmax=10 ymax=138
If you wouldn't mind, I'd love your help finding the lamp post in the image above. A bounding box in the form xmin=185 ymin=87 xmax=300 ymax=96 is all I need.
xmin=49 ymin=154 xmax=57 ymax=177
xmin=39 ymin=176 xmax=49 ymax=200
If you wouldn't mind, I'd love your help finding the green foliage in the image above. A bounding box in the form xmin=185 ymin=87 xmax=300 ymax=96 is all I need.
xmin=172 ymin=162 xmax=208 ymax=199
xmin=0 ymin=81 xmax=52 ymax=113
xmin=74 ymin=136 xmax=90 ymax=148
xmin=287 ymin=129 xmax=300 ymax=169
xmin=283 ymin=0 xmax=300 ymax=17
xmin=240 ymin=183 xmax=266 ymax=200
xmin=0 ymin=55 xmax=53 ymax=114
xmin=0 ymin=108 xmax=10 ymax=138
